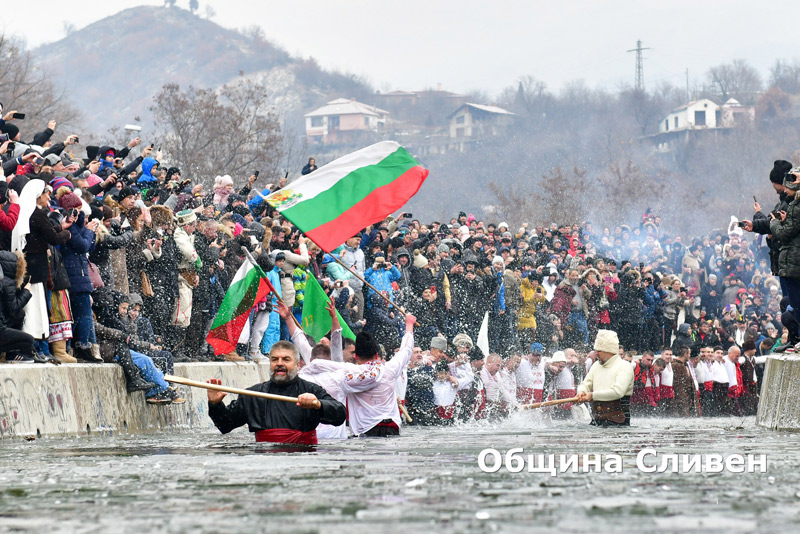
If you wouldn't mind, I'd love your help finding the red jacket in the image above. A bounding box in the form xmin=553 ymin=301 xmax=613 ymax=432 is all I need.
xmin=0 ymin=203 xmax=20 ymax=232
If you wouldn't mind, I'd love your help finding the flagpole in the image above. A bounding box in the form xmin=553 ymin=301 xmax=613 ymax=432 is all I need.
xmin=329 ymin=254 xmax=407 ymax=317
xmin=243 ymin=248 xmax=304 ymax=330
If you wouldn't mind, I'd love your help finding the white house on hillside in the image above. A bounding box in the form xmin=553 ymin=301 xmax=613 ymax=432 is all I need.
xmin=659 ymin=99 xmax=720 ymax=133
xmin=304 ymin=98 xmax=389 ymax=144
xmin=448 ymin=103 xmax=515 ymax=139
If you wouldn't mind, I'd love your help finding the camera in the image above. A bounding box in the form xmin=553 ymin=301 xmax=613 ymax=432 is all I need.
xmin=0 ymin=134 xmax=8 ymax=143
xmin=737 ymin=221 xmax=747 ymax=228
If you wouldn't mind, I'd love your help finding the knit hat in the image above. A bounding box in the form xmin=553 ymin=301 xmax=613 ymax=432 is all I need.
xmin=49 ymin=176 xmax=73 ymax=192
xmin=529 ymin=342 xmax=544 ymax=354
xmin=437 ymin=243 xmax=450 ymax=254
xmin=594 ymin=329 xmax=620 ymax=354
xmin=44 ymin=153 xmax=61 ymax=167
xmin=430 ymin=336 xmax=448 ymax=351
xmin=86 ymin=174 xmax=103 ymax=188
xmin=413 ymin=249 xmax=428 ymax=268
xmin=355 ymin=331 xmax=379 ymax=359
xmin=770 ymin=160 xmax=793 ymax=185
xmin=58 ymin=192 xmax=82 ymax=210
xmin=551 ymin=351 xmax=567 ymax=363
xmin=0 ymin=123 xmax=19 ymax=140
xmin=741 ymin=339 xmax=756 ymax=353
xmin=117 ymin=186 xmax=137 ymax=201
xmin=176 ymin=209 xmax=197 ymax=226
xmin=492 ymin=255 xmax=504 ymax=266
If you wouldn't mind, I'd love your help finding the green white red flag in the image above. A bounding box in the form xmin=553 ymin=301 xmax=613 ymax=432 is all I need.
xmin=206 ymin=260 xmax=275 ymax=355
xmin=265 ymin=141 xmax=428 ymax=252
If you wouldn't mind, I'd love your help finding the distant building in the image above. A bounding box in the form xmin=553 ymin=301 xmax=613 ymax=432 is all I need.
xmin=448 ymin=103 xmax=515 ymax=140
xmin=659 ymin=99 xmax=720 ymax=133
xmin=719 ymin=98 xmax=755 ymax=127
xmin=304 ymin=98 xmax=389 ymax=144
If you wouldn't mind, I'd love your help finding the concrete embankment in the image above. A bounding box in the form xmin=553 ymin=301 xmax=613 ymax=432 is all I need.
xmin=757 ymin=354 xmax=800 ymax=431
xmin=0 ymin=362 xmax=270 ymax=439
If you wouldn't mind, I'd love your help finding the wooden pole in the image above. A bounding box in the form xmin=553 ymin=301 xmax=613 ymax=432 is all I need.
xmin=520 ymin=396 xmax=583 ymax=410
xmin=331 ymin=254 xmax=407 ymax=316
xmin=164 ymin=374 xmax=320 ymax=408
xmin=399 ymin=402 xmax=413 ymax=423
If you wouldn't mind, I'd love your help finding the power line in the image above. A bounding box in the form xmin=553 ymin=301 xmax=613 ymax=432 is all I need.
xmin=627 ymin=40 xmax=651 ymax=91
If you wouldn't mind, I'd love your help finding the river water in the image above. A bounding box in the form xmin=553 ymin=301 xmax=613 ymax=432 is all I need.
xmin=0 ymin=414 xmax=798 ymax=534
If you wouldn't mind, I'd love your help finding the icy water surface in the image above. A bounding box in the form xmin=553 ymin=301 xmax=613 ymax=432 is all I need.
xmin=0 ymin=415 xmax=799 ymax=533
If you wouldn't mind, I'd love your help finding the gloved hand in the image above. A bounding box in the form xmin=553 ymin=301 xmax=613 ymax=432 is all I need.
xmin=194 ymin=257 xmax=203 ymax=271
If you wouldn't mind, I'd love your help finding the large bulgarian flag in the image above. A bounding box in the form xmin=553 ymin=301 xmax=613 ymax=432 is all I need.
xmin=206 ymin=260 xmax=275 ymax=355
xmin=265 ymin=141 xmax=428 ymax=252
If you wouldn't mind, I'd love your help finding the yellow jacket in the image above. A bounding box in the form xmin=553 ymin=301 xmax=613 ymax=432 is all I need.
xmin=518 ymin=279 xmax=546 ymax=330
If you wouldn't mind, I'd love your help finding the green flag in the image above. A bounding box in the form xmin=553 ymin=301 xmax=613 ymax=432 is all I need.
xmin=301 ymin=274 xmax=356 ymax=342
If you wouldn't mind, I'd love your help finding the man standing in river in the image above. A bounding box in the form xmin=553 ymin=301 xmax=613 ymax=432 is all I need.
xmin=575 ymin=329 xmax=634 ymax=426
xmin=207 ymin=341 xmax=346 ymax=444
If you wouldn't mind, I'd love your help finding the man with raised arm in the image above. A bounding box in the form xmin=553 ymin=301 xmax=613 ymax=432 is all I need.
xmin=341 ymin=313 xmax=417 ymax=436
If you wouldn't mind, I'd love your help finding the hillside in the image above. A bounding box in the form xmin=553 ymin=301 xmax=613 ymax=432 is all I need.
xmin=34 ymin=5 xmax=372 ymax=134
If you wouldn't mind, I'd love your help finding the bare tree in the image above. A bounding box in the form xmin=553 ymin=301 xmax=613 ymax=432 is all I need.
xmin=0 ymin=34 xmax=81 ymax=133
xmin=150 ymin=78 xmax=283 ymax=186
xmin=706 ymin=59 xmax=762 ymax=103
xmin=189 ymin=0 xmax=199 ymax=14
xmin=769 ymin=59 xmax=800 ymax=94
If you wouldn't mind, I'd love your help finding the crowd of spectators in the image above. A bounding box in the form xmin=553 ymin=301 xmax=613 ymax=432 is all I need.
xmin=0 ymin=101 xmax=789 ymax=415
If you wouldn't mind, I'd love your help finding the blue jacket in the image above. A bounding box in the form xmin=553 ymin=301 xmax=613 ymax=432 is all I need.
xmin=247 ymin=187 xmax=271 ymax=213
xmin=364 ymin=264 xmax=401 ymax=301
xmin=137 ymin=157 xmax=159 ymax=187
xmin=61 ymin=213 xmax=96 ymax=294
xmin=492 ymin=270 xmax=505 ymax=313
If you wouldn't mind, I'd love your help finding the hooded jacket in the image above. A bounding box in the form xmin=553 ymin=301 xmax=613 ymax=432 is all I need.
xmin=0 ymin=251 xmax=31 ymax=329
xmin=136 ymin=157 xmax=159 ymax=187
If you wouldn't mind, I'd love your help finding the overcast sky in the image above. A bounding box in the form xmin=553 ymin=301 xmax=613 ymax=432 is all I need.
xmin=2 ymin=0 xmax=799 ymax=97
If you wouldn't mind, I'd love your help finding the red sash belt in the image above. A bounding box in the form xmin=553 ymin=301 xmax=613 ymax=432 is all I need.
xmin=660 ymin=385 xmax=674 ymax=399
xmin=704 ymin=381 xmax=713 ymax=392
xmin=557 ymin=389 xmax=575 ymax=409
xmin=516 ymin=387 xmax=534 ymax=404
xmin=435 ymin=405 xmax=455 ymax=419
xmin=255 ymin=428 xmax=318 ymax=445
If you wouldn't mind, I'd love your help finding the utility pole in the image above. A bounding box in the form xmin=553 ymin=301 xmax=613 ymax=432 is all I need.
xmin=685 ymin=68 xmax=690 ymax=100
xmin=627 ymin=40 xmax=651 ymax=92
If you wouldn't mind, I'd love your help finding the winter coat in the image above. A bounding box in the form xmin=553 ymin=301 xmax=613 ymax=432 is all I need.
xmin=518 ymin=279 xmax=546 ymax=330
xmin=89 ymin=223 xmax=132 ymax=293
xmin=136 ymin=157 xmax=160 ymax=188
xmin=62 ymin=213 xmax=96 ymax=294
xmin=770 ymin=194 xmax=800 ymax=280
xmin=364 ymin=263 xmax=401 ymax=301
xmin=752 ymin=193 xmax=789 ymax=275
xmin=24 ymin=206 xmax=71 ymax=284
xmin=0 ymin=251 xmax=31 ymax=329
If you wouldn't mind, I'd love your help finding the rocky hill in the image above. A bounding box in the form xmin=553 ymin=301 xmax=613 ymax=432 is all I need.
xmin=34 ymin=5 xmax=372 ymax=135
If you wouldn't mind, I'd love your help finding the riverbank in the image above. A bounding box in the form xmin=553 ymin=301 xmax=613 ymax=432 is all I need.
xmin=0 ymin=362 xmax=269 ymax=439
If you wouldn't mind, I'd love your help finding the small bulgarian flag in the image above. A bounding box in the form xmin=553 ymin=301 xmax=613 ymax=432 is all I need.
xmin=265 ymin=141 xmax=428 ymax=252
xmin=206 ymin=259 xmax=275 ymax=355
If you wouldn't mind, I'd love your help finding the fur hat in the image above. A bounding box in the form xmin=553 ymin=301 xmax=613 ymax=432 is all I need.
xmin=149 ymin=205 xmax=174 ymax=228
xmin=452 ymin=333 xmax=474 ymax=349
xmin=594 ymin=329 xmax=620 ymax=354
xmin=741 ymin=339 xmax=756 ymax=353
xmin=430 ymin=336 xmax=448 ymax=351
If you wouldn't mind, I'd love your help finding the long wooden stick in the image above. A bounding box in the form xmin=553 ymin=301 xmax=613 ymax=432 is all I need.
xmin=165 ymin=374 xmax=313 ymax=405
xmin=520 ymin=396 xmax=583 ymax=410
xmin=331 ymin=254 xmax=407 ymax=316
xmin=399 ymin=402 xmax=413 ymax=423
